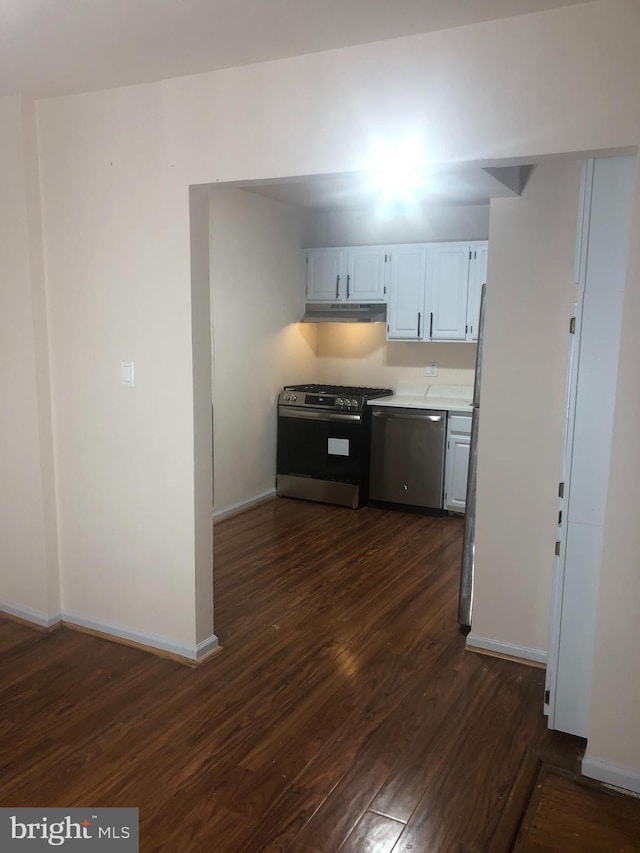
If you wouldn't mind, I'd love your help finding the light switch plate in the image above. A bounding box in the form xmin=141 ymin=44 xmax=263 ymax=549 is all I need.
xmin=423 ymin=363 xmax=438 ymax=377
xmin=121 ymin=360 xmax=134 ymax=387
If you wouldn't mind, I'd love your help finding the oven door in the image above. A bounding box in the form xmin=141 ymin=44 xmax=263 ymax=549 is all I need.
xmin=276 ymin=407 xmax=369 ymax=507
xmin=277 ymin=408 xmax=364 ymax=483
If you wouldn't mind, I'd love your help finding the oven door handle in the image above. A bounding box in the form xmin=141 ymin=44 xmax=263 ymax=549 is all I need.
xmin=279 ymin=408 xmax=362 ymax=423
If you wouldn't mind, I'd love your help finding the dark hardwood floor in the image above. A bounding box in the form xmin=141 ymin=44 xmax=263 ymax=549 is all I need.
xmin=513 ymin=765 xmax=640 ymax=852
xmin=0 ymin=498 xmax=594 ymax=850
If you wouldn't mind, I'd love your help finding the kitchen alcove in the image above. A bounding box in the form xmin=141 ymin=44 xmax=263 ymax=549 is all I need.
xmin=191 ymin=151 xmax=636 ymax=787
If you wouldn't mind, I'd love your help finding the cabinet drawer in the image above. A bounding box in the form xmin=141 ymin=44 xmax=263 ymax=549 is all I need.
xmin=448 ymin=414 xmax=472 ymax=435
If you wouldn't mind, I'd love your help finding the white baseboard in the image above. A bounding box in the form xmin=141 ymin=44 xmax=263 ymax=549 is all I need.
xmin=582 ymin=755 xmax=640 ymax=795
xmin=195 ymin=634 xmax=221 ymax=660
xmin=61 ymin=610 xmax=219 ymax=663
xmin=0 ymin=598 xmax=61 ymax=629
xmin=213 ymin=488 xmax=276 ymax=522
xmin=466 ymin=633 xmax=547 ymax=665
xmin=1 ymin=599 xmax=219 ymax=663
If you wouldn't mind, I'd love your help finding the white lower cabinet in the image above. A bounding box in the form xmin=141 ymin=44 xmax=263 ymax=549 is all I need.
xmin=444 ymin=413 xmax=472 ymax=513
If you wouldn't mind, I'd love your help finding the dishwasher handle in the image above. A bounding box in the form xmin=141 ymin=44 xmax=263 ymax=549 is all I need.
xmin=372 ymin=410 xmax=443 ymax=422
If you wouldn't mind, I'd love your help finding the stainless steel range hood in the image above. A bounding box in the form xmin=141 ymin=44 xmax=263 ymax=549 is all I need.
xmin=301 ymin=303 xmax=387 ymax=323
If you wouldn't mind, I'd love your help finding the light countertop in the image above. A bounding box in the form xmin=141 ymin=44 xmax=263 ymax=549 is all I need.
xmin=368 ymin=383 xmax=474 ymax=413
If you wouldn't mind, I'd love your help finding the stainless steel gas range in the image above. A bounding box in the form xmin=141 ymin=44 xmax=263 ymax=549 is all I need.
xmin=276 ymin=384 xmax=393 ymax=509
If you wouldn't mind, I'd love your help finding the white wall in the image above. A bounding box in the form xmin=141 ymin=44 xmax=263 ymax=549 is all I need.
xmin=473 ymin=159 xmax=582 ymax=654
xmin=209 ymin=188 xmax=316 ymax=515
xmin=305 ymin=203 xmax=489 ymax=247
xmin=24 ymin=0 xmax=640 ymax=775
xmin=37 ymin=95 xmax=204 ymax=649
xmin=0 ymin=96 xmax=59 ymax=626
xmin=190 ymin=186 xmax=215 ymax=644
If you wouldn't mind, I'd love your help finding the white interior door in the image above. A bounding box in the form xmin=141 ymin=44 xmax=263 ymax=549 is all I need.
xmin=547 ymin=156 xmax=636 ymax=737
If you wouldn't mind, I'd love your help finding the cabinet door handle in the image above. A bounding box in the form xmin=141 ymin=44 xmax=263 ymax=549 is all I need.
xmin=417 ymin=312 xmax=421 ymax=338
xmin=429 ymin=312 xmax=434 ymax=339
xmin=346 ymin=274 xmax=350 ymax=300
xmin=336 ymin=275 xmax=340 ymax=299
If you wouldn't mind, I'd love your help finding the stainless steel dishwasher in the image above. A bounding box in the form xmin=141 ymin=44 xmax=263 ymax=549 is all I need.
xmin=369 ymin=407 xmax=446 ymax=508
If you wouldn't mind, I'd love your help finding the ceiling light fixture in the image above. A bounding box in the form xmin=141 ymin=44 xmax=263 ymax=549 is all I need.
xmin=367 ymin=136 xmax=431 ymax=203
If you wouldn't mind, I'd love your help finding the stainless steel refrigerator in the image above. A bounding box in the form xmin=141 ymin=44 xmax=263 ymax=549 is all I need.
xmin=458 ymin=284 xmax=486 ymax=629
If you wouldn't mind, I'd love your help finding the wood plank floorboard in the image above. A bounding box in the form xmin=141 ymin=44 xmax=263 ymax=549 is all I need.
xmin=513 ymin=765 xmax=640 ymax=852
xmin=0 ymin=497 xmax=620 ymax=851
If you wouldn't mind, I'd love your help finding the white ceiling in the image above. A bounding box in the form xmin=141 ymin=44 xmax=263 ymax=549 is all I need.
xmin=1 ymin=0 xmax=590 ymax=99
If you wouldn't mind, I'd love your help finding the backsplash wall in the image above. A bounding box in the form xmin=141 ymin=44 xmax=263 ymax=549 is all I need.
xmin=314 ymin=324 xmax=476 ymax=390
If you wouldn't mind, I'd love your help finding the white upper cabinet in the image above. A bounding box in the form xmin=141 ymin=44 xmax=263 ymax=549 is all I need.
xmin=425 ymin=241 xmax=489 ymax=342
xmin=466 ymin=241 xmax=489 ymax=342
xmin=305 ymin=246 xmax=386 ymax=302
xmin=345 ymin=246 xmax=386 ymax=302
xmin=427 ymin=244 xmax=471 ymax=341
xmin=386 ymin=245 xmax=428 ymax=340
xmin=305 ymin=248 xmax=345 ymax=301
xmin=305 ymin=240 xmax=489 ymax=339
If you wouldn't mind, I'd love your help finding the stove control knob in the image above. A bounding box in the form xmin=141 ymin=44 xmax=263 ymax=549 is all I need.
xmin=337 ymin=398 xmax=343 ymax=406
xmin=284 ymin=394 xmax=290 ymax=401
xmin=291 ymin=395 xmax=297 ymax=402
xmin=346 ymin=399 xmax=352 ymax=407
